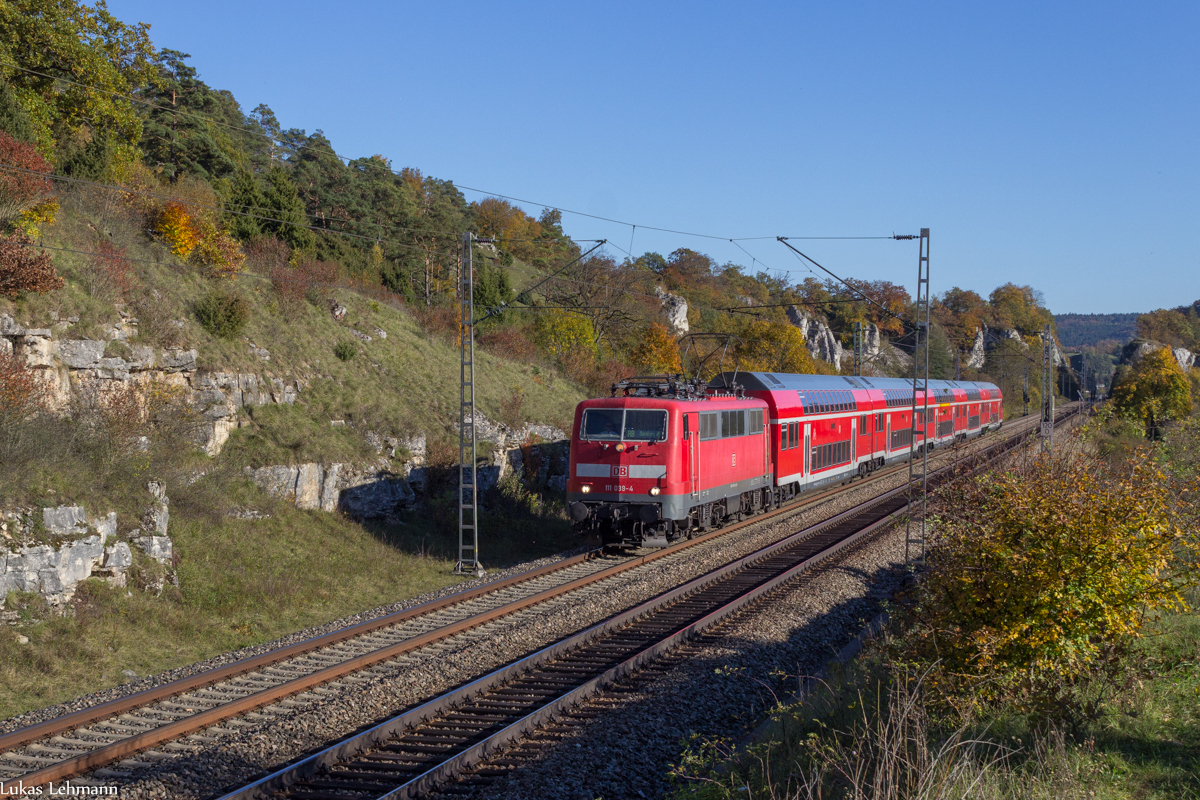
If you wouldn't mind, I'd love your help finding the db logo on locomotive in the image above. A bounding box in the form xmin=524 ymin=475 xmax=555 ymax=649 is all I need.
xmin=611 ymin=465 xmax=629 ymax=477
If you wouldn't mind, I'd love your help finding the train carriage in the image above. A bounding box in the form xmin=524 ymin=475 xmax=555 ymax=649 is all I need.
xmin=567 ymin=373 xmax=1002 ymax=548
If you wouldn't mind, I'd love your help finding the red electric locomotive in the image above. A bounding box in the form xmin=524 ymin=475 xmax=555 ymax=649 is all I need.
xmin=567 ymin=372 xmax=1003 ymax=547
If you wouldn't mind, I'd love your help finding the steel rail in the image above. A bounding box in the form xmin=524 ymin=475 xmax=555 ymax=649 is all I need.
xmin=0 ymin=551 xmax=610 ymax=754
xmin=219 ymin=488 xmax=912 ymax=800
xmin=218 ymin=409 xmax=1066 ymax=800
xmin=2 ymin=407 xmax=1064 ymax=791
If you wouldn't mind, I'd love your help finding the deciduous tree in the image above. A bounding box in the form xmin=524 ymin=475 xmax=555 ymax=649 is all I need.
xmin=731 ymin=320 xmax=826 ymax=375
xmin=630 ymin=323 xmax=681 ymax=374
xmin=533 ymin=309 xmax=596 ymax=362
xmin=0 ymin=0 xmax=157 ymax=164
xmin=1112 ymin=346 xmax=1192 ymax=438
xmin=0 ymin=131 xmax=53 ymax=228
xmin=897 ymin=449 xmax=1199 ymax=716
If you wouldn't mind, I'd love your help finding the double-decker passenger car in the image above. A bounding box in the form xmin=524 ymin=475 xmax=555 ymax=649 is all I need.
xmin=567 ymin=373 xmax=1003 ymax=547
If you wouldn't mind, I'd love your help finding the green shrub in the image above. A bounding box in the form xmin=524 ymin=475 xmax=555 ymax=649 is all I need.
xmin=333 ymin=341 xmax=357 ymax=361
xmin=194 ymin=290 xmax=250 ymax=339
xmin=893 ymin=444 xmax=1199 ymax=719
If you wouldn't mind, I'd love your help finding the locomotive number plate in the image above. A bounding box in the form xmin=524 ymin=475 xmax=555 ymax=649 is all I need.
xmin=606 ymin=484 xmax=634 ymax=493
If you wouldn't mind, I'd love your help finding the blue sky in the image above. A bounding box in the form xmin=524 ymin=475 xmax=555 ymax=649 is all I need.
xmin=106 ymin=0 xmax=1198 ymax=315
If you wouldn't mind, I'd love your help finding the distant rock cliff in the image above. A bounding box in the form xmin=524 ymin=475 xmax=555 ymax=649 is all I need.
xmin=1121 ymin=338 xmax=1196 ymax=371
xmin=785 ymin=307 xmax=844 ymax=371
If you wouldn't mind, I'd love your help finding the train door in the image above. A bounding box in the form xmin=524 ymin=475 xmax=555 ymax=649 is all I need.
xmin=683 ymin=412 xmax=699 ymax=500
xmin=886 ymin=414 xmax=892 ymax=453
xmin=851 ymin=417 xmax=857 ymax=462
xmin=803 ymin=423 xmax=811 ymax=483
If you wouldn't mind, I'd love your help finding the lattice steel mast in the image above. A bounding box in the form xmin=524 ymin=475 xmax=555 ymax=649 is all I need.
xmin=1040 ymin=322 xmax=1054 ymax=454
xmin=456 ymin=232 xmax=484 ymax=577
xmin=906 ymin=229 xmax=930 ymax=568
xmin=853 ymin=321 xmax=863 ymax=377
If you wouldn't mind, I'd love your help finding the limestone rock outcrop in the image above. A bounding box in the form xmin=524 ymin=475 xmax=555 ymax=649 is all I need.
xmin=655 ymin=287 xmax=689 ymax=335
xmin=785 ymin=306 xmax=844 ymax=371
xmin=0 ymin=313 xmax=301 ymax=457
xmin=247 ymin=415 xmax=569 ymax=519
xmin=967 ymin=328 xmax=987 ymax=370
xmin=1121 ymin=339 xmax=1197 ymax=371
xmin=1 ymin=483 xmax=175 ymax=606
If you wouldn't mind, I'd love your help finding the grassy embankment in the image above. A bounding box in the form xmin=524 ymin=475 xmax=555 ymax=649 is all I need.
xmin=0 ymin=188 xmax=587 ymax=720
xmin=670 ymin=598 xmax=1198 ymax=800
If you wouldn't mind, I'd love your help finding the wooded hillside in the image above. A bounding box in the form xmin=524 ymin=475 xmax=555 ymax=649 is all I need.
xmin=0 ymin=0 xmax=1072 ymax=418
xmin=1054 ymin=312 xmax=1140 ymax=348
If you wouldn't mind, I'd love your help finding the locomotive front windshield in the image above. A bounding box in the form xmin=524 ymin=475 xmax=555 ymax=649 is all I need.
xmin=581 ymin=409 xmax=668 ymax=442
xmin=623 ymin=410 xmax=668 ymax=441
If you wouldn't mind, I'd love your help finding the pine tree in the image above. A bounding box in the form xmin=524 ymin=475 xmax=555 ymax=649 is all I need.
xmin=223 ymin=168 xmax=265 ymax=241
xmin=261 ymin=166 xmax=313 ymax=252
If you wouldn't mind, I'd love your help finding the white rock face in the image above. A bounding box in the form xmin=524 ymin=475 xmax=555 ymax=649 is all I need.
xmin=43 ymin=506 xmax=89 ymax=537
xmin=655 ymin=286 xmax=689 ymax=335
xmin=3 ymin=514 xmax=111 ymax=604
xmin=1 ymin=313 xmax=303 ymax=458
xmin=864 ymin=324 xmax=881 ymax=359
xmin=785 ymin=306 xmax=844 ymax=372
xmin=967 ymin=328 xmax=987 ymax=370
xmin=1 ymin=484 xmax=174 ymax=606
xmin=132 ymin=535 xmax=173 ymax=565
xmin=144 ymin=480 xmax=169 ymax=535
xmin=1122 ymin=340 xmax=1197 ymax=371
xmin=247 ymin=414 xmax=571 ymax=519
xmin=246 ymin=463 xmax=416 ymax=516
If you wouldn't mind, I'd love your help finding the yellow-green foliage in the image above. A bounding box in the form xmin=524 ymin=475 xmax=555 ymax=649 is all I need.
xmin=900 ymin=448 xmax=1198 ymax=714
xmin=533 ymin=308 xmax=596 ymax=360
xmin=629 ymin=323 xmax=681 ymax=374
xmin=1112 ymin=347 xmax=1193 ymax=438
xmin=0 ymin=0 xmax=158 ymax=165
xmin=728 ymin=319 xmax=834 ymax=377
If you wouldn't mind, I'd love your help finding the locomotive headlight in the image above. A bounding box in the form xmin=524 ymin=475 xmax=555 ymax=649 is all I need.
xmin=581 ymin=484 xmax=591 ymax=493
xmin=649 ymin=487 xmax=661 ymax=496
xmin=615 ymin=443 xmax=626 ymax=453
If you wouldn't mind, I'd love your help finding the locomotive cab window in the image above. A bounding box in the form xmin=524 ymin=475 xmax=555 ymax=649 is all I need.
xmin=624 ymin=409 xmax=668 ymax=441
xmin=721 ymin=410 xmax=746 ymax=437
xmin=581 ymin=409 xmax=667 ymax=442
xmin=582 ymin=409 xmax=624 ymax=441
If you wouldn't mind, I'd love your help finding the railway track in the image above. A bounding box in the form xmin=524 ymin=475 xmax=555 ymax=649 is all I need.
xmin=0 ymin=407 xmax=1072 ymax=794
xmin=219 ymin=408 xmax=1068 ymax=800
